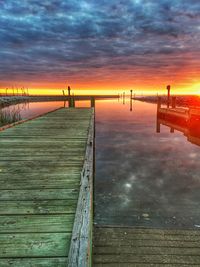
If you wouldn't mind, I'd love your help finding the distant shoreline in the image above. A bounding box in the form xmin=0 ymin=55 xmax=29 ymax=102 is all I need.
xmin=134 ymin=95 xmax=200 ymax=107
xmin=0 ymin=95 xmax=119 ymax=108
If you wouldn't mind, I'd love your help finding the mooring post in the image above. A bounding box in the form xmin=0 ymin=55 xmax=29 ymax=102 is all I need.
xmin=156 ymin=119 xmax=161 ymax=133
xmin=91 ymin=96 xmax=95 ymax=108
xmin=157 ymin=96 xmax=161 ymax=112
xmin=130 ymin=99 xmax=133 ymax=112
xmin=123 ymin=92 xmax=125 ymax=104
xmin=156 ymin=97 xmax=161 ymax=133
xmin=130 ymin=90 xmax=133 ymax=99
xmin=172 ymin=96 xmax=176 ymax=108
xmin=69 ymin=97 xmax=75 ymax=108
xmin=167 ymin=85 xmax=171 ymax=108
xmin=68 ymin=86 xmax=71 ymax=96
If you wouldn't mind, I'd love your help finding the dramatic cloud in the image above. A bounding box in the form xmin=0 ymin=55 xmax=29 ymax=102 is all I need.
xmin=0 ymin=0 xmax=200 ymax=91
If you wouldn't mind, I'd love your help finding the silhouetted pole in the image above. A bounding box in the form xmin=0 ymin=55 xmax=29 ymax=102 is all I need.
xmin=172 ymin=96 xmax=176 ymax=108
xmin=123 ymin=92 xmax=125 ymax=104
xmin=156 ymin=97 xmax=161 ymax=133
xmin=157 ymin=96 xmax=161 ymax=112
xmin=91 ymin=96 xmax=95 ymax=108
xmin=130 ymin=90 xmax=133 ymax=111
xmin=130 ymin=90 xmax=133 ymax=99
xmin=167 ymin=85 xmax=171 ymax=108
xmin=69 ymin=97 xmax=75 ymax=107
xmin=130 ymin=99 xmax=133 ymax=112
xmin=68 ymin=86 xmax=71 ymax=96
xmin=62 ymin=90 xmax=65 ymax=96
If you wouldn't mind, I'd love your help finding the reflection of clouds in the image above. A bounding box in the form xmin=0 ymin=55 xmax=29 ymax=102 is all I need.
xmin=125 ymin=183 xmax=132 ymax=189
xmin=189 ymin=152 xmax=197 ymax=158
xmin=129 ymin=174 xmax=137 ymax=182
xmin=95 ymin=101 xmax=200 ymax=228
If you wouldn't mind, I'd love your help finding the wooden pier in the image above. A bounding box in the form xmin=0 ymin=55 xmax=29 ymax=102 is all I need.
xmin=93 ymin=227 xmax=200 ymax=266
xmin=157 ymin=98 xmax=200 ymax=146
xmin=0 ymin=107 xmax=94 ymax=267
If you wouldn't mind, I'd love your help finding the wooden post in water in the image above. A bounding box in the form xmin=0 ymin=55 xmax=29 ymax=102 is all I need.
xmin=68 ymin=86 xmax=71 ymax=96
xmin=172 ymin=96 xmax=176 ymax=108
xmin=156 ymin=96 xmax=161 ymax=133
xmin=69 ymin=97 xmax=75 ymax=108
xmin=167 ymin=85 xmax=171 ymax=108
xmin=157 ymin=96 xmax=161 ymax=112
xmin=156 ymin=119 xmax=161 ymax=133
xmin=123 ymin=92 xmax=125 ymax=104
xmin=130 ymin=90 xmax=133 ymax=99
xmin=91 ymin=96 xmax=95 ymax=108
xmin=130 ymin=90 xmax=133 ymax=111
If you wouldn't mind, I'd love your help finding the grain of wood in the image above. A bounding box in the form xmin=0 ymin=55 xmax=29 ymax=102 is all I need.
xmin=93 ymin=227 xmax=200 ymax=265
xmin=0 ymin=107 xmax=93 ymax=266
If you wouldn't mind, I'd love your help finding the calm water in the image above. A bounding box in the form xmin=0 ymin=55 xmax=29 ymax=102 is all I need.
xmin=95 ymin=98 xmax=200 ymax=229
xmin=2 ymin=99 xmax=200 ymax=229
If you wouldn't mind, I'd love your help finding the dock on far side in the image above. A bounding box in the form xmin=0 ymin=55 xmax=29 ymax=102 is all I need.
xmin=0 ymin=107 xmax=94 ymax=267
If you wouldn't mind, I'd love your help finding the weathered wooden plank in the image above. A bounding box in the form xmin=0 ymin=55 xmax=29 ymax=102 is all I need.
xmin=0 ymin=164 xmax=82 ymax=173
xmin=94 ymin=238 xmax=200 ymax=248
xmin=0 ymin=214 xmax=74 ymax=232
xmin=68 ymin=109 xmax=94 ymax=267
xmin=94 ymin=232 xmax=200 ymax=242
xmin=0 ymin=200 xmax=77 ymax=214
xmin=94 ymin=246 xmax=200 ymax=255
xmin=93 ymin=227 xmax=200 ymax=265
xmin=94 ymin=264 xmax=200 ymax=267
xmin=0 ymin=130 xmax=89 ymax=135
xmin=2 ymin=179 xmax=80 ymax=191
xmin=0 ymin=140 xmax=86 ymax=149
xmin=0 ymin=189 xmax=79 ymax=200
xmin=0 ymin=178 xmax=80 ymax=190
xmin=0 ymin=172 xmax=80 ymax=180
xmin=0 ymin=258 xmax=68 ymax=267
xmin=0 ymin=107 xmax=93 ymax=262
xmin=95 ymin=227 xmax=200 ymax=237
xmin=0 ymin=148 xmax=85 ymax=156
xmin=0 ymin=233 xmax=71 ymax=257
xmin=0 ymin=155 xmax=85 ymax=161
xmin=94 ymin=254 xmax=200 ymax=264
xmin=0 ymin=160 xmax=83 ymax=166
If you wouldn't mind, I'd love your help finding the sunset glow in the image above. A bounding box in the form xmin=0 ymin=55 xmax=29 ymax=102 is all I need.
xmin=1 ymin=1 xmax=200 ymax=95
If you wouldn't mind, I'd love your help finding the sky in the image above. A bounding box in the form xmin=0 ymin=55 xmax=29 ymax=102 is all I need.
xmin=1 ymin=0 xmax=200 ymax=95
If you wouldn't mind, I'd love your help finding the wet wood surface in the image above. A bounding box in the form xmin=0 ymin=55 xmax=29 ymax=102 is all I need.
xmin=0 ymin=108 xmax=92 ymax=267
xmin=93 ymin=227 xmax=200 ymax=266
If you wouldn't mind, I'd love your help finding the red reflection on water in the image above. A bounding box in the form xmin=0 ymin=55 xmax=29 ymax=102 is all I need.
xmin=157 ymin=106 xmax=200 ymax=146
xmin=75 ymin=100 xmax=91 ymax=108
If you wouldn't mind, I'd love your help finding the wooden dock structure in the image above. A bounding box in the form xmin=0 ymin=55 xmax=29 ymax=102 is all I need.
xmin=157 ymin=98 xmax=200 ymax=146
xmin=93 ymin=227 xmax=200 ymax=266
xmin=0 ymin=107 xmax=94 ymax=267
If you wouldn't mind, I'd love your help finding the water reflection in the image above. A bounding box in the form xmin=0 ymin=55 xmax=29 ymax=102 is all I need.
xmin=157 ymin=106 xmax=200 ymax=147
xmin=95 ymin=100 xmax=200 ymax=229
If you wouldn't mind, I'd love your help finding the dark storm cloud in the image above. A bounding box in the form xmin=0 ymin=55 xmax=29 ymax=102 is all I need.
xmin=0 ymin=0 xmax=200 ymax=84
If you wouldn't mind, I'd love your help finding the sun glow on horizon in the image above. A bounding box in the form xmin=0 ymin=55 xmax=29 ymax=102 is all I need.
xmin=1 ymin=83 xmax=200 ymax=96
